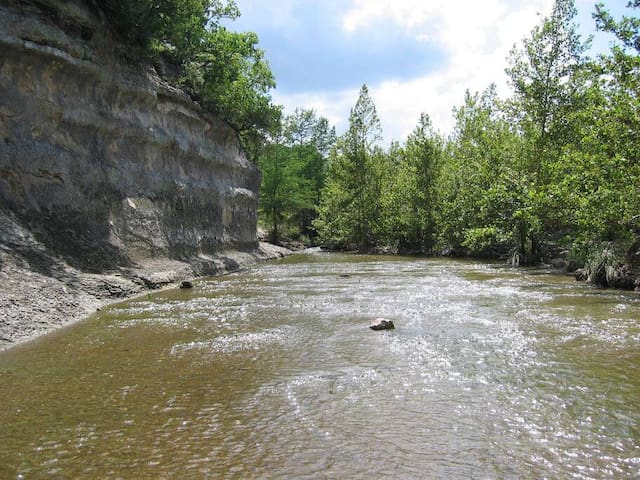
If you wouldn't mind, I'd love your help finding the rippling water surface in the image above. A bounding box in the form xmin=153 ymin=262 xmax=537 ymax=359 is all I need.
xmin=1 ymin=252 xmax=640 ymax=478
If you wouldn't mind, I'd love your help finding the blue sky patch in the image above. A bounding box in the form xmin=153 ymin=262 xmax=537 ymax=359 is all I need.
xmin=227 ymin=1 xmax=445 ymax=93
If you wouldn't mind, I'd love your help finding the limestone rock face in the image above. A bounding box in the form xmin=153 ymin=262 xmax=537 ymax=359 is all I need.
xmin=0 ymin=0 xmax=260 ymax=272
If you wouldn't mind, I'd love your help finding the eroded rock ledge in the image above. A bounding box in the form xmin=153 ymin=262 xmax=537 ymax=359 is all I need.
xmin=0 ymin=209 xmax=290 ymax=350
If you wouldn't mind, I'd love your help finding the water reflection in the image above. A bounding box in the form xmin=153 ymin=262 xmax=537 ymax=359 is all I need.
xmin=1 ymin=253 xmax=639 ymax=478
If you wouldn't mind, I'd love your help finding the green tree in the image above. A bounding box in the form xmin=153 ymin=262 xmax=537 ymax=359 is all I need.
xmin=258 ymin=110 xmax=335 ymax=242
xmin=101 ymin=0 xmax=239 ymax=58
xmin=506 ymin=0 xmax=590 ymax=175
xmin=438 ymin=86 xmax=523 ymax=259
xmin=555 ymin=1 xmax=640 ymax=279
xmin=505 ymin=0 xmax=591 ymax=262
xmin=100 ymin=1 xmax=280 ymax=154
xmin=182 ymin=28 xmax=280 ymax=140
xmin=282 ymin=109 xmax=336 ymax=236
xmin=381 ymin=114 xmax=443 ymax=253
xmin=315 ymin=85 xmax=383 ymax=249
xmin=284 ymin=109 xmax=336 ymax=203
xmin=593 ymin=1 xmax=640 ymax=172
xmin=258 ymin=135 xmax=314 ymax=243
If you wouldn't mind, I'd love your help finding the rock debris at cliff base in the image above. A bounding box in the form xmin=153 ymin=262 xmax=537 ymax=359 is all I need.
xmin=0 ymin=239 xmax=290 ymax=351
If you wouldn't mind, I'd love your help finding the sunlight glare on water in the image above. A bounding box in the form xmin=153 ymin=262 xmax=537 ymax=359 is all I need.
xmin=1 ymin=252 xmax=639 ymax=479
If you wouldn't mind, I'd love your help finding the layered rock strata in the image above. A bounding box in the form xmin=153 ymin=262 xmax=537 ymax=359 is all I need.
xmin=0 ymin=0 xmax=287 ymax=349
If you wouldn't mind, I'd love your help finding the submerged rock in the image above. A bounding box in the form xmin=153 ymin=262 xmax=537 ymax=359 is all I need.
xmin=370 ymin=319 xmax=395 ymax=331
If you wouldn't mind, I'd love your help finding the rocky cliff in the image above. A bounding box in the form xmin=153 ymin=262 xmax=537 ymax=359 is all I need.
xmin=0 ymin=0 xmax=288 ymax=349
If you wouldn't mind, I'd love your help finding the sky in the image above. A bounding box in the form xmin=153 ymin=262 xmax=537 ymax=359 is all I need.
xmin=225 ymin=0 xmax=629 ymax=143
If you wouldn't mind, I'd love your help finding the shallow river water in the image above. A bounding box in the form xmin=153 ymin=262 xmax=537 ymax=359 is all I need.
xmin=1 ymin=252 xmax=640 ymax=479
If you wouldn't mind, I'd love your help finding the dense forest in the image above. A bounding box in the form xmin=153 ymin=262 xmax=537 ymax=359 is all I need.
xmin=102 ymin=0 xmax=639 ymax=289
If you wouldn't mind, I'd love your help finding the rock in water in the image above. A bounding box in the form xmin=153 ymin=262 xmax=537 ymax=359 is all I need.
xmin=180 ymin=280 xmax=193 ymax=289
xmin=370 ymin=319 xmax=395 ymax=331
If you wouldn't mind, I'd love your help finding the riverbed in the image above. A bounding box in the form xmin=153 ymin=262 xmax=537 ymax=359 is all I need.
xmin=1 ymin=252 xmax=639 ymax=478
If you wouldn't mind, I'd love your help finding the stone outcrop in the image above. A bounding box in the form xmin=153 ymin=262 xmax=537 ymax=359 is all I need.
xmin=1 ymin=0 xmax=260 ymax=271
xmin=0 ymin=0 xmax=290 ymax=349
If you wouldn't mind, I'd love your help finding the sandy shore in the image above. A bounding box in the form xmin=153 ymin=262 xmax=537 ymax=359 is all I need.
xmin=0 ymin=242 xmax=290 ymax=352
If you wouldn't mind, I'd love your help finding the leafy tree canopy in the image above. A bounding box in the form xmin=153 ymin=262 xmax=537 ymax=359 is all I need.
xmin=258 ymin=109 xmax=336 ymax=243
xmin=99 ymin=0 xmax=279 ymax=148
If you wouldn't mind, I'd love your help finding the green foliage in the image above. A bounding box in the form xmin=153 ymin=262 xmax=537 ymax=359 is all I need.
xmin=315 ymin=85 xmax=383 ymax=249
xmin=181 ymin=28 xmax=280 ymax=136
xmin=437 ymin=86 xmax=524 ymax=259
xmin=284 ymin=109 xmax=337 ymax=205
xmin=504 ymin=0 xmax=591 ymax=230
xmin=258 ymin=109 xmax=336 ymax=242
xmin=379 ymin=114 xmax=443 ymax=253
xmin=559 ymin=1 xmax=640 ymax=265
xmin=101 ymin=0 xmax=238 ymax=57
xmin=506 ymin=0 xmax=590 ymax=153
xmin=310 ymin=0 xmax=639 ymax=277
xmin=461 ymin=227 xmax=510 ymax=258
xmin=258 ymin=142 xmax=313 ymax=242
xmin=595 ymin=1 xmax=640 ymax=54
xmin=496 ymin=0 xmax=592 ymax=262
xmin=100 ymin=1 xmax=279 ymax=146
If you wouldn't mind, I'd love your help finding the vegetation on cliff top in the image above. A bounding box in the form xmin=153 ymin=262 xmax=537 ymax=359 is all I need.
xmin=99 ymin=0 xmax=280 ymax=149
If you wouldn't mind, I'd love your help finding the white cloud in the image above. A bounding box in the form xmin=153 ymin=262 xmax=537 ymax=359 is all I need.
xmin=237 ymin=0 xmax=300 ymax=30
xmin=276 ymin=0 xmax=556 ymax=142
xmin=273 ymin=88 xmax=359 ymax=130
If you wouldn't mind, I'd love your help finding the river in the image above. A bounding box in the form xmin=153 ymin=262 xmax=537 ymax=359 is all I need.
xmin=1 ymin=252 xmax=639 ymax=479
